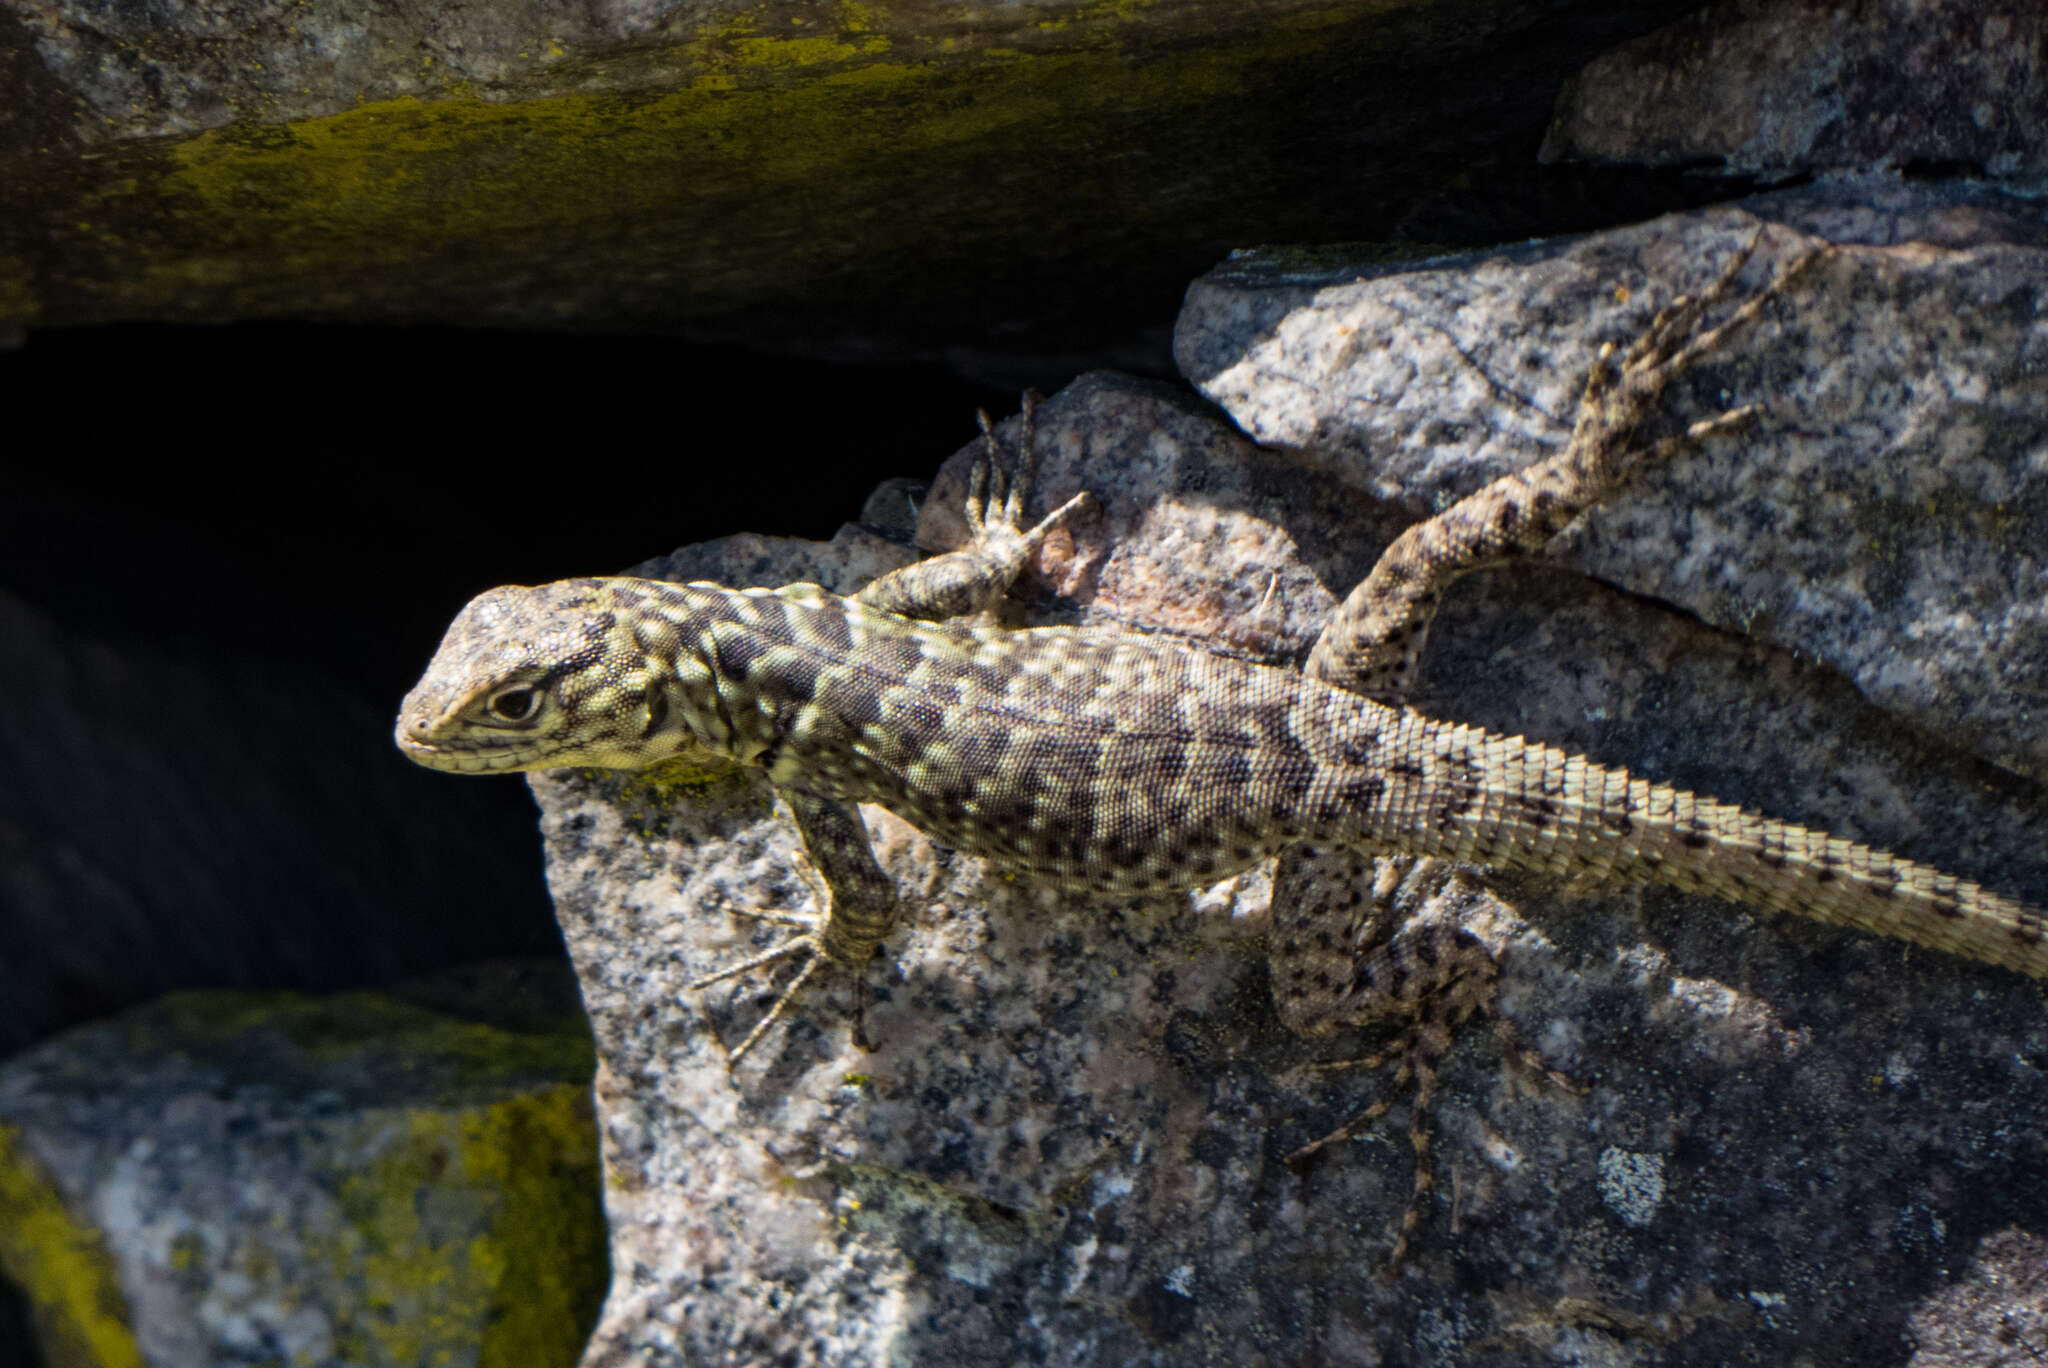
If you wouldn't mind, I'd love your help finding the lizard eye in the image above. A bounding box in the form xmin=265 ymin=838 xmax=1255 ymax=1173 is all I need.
xmin=484 ymin=685 xmax=543 ymax=723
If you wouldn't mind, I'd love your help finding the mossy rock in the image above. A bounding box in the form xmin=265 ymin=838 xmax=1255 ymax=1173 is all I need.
xmin=0 ymin=961 xmax=606 ymax=1368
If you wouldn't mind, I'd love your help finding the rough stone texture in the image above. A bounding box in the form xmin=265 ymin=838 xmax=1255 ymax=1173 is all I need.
xmin=1177 ymin=184 xmax=2048 ymax=785
xmin=0 ymin=0 xmax=1712 ymax=353
xmin=534 ymin=372 xmax=2047 ymax=1365
xmin=1541 ymin=0 xmax=2048 ymax=178
xmin=0 ymin=587 xmax=551 ymax=1059
xmin=0 ymin=961 xmax=604 ymax=1368
xmin=1904 ymin=1228 xmax=2048 ymax=1368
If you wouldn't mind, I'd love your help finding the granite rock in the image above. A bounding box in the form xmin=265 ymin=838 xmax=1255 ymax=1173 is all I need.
xmin=1541 ymin=0 xmax=2048 ymax=179
xmin=1177 ymin=184 xmax=2048 ymax=783
xmin=0 ymin=962 xmax=604 ymax=1368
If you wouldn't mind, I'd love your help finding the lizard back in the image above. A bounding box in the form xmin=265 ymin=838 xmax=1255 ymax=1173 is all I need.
xmin=695 ymin=581 xmax=2048 ymax=979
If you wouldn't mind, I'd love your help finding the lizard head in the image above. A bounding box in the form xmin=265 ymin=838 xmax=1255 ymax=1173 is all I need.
xmin=395 ymin=579 xmax=696 ymax=774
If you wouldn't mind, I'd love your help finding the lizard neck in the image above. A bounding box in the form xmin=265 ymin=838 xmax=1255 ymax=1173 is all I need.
xmin=664 ymin=580 xmax=852 ymax=776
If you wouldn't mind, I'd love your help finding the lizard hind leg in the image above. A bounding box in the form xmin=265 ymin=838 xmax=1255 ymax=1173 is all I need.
xmin=1274 ymin=858 xmax=1578 ymax=1270
xmin=1280 ymin=915 xmax=1499 ymax=1272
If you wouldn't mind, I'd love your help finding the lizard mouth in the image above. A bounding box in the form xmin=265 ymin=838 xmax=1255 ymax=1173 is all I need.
xmin=394 ymin=731 xmax=543 ymax=774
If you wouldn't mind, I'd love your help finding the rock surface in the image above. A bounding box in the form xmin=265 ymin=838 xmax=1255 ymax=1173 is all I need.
xmin=0 ymin=961 xmax=603 ymax=1368
xmin=1541 ymin=0 xmax=2048 ymax=178
xmin=0 ymin=0 xmax=1709 ymax=353
xmin=535 ymin=322 xmax=2047 ymax=1363
xmin=1177 ymin=182 xmax=2048 ymax=784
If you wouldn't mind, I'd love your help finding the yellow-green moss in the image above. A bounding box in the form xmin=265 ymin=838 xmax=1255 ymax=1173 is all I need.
xmin=320 ymin=1086 xmax=606 ymax=1368
xmin=0 ymin=254 xmax=37 ymax=323
xmin=585 ymin=753 xmax=768 ymax=844
xmin=607 ymin=753 xmax=745 ymax=805
xmin=0 ymin=1125 xmax=144 ymax=1368
xmin=142 ymin=989 xmax=594 ymax=1090
xmin=462 ymin=1088 xmax=610 ymax=1368
xmin=13 ymin=0 xmax=1412 ymax=323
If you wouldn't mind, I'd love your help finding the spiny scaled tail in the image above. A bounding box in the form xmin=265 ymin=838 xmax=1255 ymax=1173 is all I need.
xmin=1398 ymin=721 xmax=2048 ymax=979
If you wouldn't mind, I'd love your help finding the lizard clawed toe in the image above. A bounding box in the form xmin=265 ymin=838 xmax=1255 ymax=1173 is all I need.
xmin=1288 ymin=999 xmax=1580 ymax=1274
xmin=1283 ymin=917 xmax=1581 ymax=1273
xmin=1285 ymin=1018 xmax=1447 ymax=1275
xmin=687 ymin=901 xmax=836 ymax=1065
xmin=965 ymin=390 xmax=1098 ymax=574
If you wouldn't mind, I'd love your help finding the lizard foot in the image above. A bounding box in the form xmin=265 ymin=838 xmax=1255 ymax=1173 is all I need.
xmin=963 ymin=389 xmax=1099 ymax=586
xmin=1285 ymin=922 xmax=1579 ymax=1273
xmin=854 ymin=388 xmax=1099 ymax=622
xmin=688 ymin=902 xmax=872 ymax=1063
xmin=1585 ymin=226 xmax=1834 ymax=443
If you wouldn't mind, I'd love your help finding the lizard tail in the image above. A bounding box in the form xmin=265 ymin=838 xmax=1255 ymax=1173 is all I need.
xmin=1371 ymin=718 xmax=2048 ymax=979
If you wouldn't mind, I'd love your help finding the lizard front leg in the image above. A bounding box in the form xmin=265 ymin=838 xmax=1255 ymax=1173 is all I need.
xmin=856 ymin=390 xmax=1097 ymax=623
xmin=690 ymin=788 xmax=900 ymax=1062
xmin=694 ymin=394 xmax=1094 ymax=1061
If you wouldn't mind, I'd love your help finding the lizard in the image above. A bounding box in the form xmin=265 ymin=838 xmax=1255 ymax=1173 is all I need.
xmin=394 ymin=230 xmax=2048 ymax=1267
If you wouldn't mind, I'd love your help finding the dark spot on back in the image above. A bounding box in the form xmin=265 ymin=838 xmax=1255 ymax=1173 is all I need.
xmin=714 ymin=628 xmax=766 ymax=681
xmin=833 ymin=679 xmax=884 ymax=727
xmin=1247 ymin=702 xmax=1294 ymax=749
xmin=1154 ymin=747 xmax=1189 ymax=785
xmin=808 ymin=606 xmax=855 ymax=653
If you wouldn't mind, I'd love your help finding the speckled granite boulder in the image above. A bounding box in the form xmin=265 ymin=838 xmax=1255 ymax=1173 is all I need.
xmin=536 ymin=336 xmax=2046 ymax=1364
xmin=0 ymin=961 xmax=604 ymax=1368
xmin=1178 ymin=181 xmax=2048 ymax=784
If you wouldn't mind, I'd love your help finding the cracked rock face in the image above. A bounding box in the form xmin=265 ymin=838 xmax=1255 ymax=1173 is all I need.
xmin=536 ymin=217 xmax=2048 ymax=1363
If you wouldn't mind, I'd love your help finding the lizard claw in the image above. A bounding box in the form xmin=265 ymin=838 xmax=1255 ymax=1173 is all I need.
xmin=854 ymin=388 xmax=1099 ymax=623
xmin=966 ymin=389 xmax=1099 ymax=573
xmin=688 ymin=902 xmax=833 ymax=1065
xmin=1616 ymin=228 xmax=1834 ymax=403
xmin=1281 ymin=915 xmax=1582 ymax=1273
